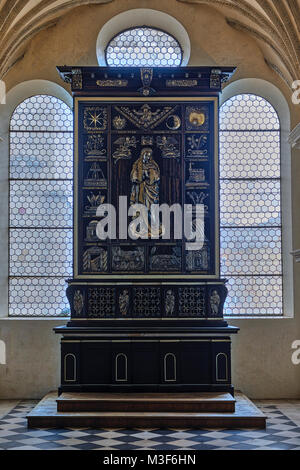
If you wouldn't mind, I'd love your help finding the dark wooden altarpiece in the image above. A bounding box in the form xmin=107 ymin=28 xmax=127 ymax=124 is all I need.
xmin=55 ymin=66 xmax=239 ymax=394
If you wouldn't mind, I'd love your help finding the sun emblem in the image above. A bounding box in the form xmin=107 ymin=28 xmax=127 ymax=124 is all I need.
xmin=189 ymin=111 xmax=206 ymax=127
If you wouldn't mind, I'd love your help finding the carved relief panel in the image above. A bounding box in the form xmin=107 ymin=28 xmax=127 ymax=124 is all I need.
xmin=76 ymin=99 xmax=217 ymax=276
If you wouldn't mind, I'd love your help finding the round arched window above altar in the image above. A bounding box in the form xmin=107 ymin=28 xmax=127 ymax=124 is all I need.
xmin=105 ymin=26 xmax=183 ymax=67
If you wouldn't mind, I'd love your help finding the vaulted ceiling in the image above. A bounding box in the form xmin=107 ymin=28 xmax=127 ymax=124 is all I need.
xmin=0 ymin=0 xmax=299 ymax=87
xmin=179 ymin=0 xmax=300 ymax=87
xmin=0 ymin=0 xmax=113 ymax=78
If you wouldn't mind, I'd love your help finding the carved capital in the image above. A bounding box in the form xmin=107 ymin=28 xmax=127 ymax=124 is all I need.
xmin=289 ymin=123 xmax=300 ymax=149
xmin=72 ymin=69 xmax=83 ymax=90
xmin=291 ymin=249 xmax=300 ymax=262
xmin=139 ymin=68 xmax=155 ymax=96
xmin=210 ymin=69 xmax=221 ymax=89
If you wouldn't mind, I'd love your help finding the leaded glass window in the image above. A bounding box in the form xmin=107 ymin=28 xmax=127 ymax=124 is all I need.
xmin=9 ymin=95 xmax=73 ymax=316
xmin=105 ymin=27 xmax=182 ymax=67
xmin=220 ymin=94 xmax=282 ymax=316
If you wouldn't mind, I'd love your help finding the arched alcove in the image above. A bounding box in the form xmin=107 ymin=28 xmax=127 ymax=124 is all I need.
xmin=115 ymin=353 xmax=128 ymax=382
xmin=64 ymin=353 xmax=76 ymax=382
xmin=164 ymin=353 xmax=177 ymax=382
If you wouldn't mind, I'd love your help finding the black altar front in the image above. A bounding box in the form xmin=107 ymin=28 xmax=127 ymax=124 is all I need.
xmin=54 ymin=66 xmax=239 ymax=394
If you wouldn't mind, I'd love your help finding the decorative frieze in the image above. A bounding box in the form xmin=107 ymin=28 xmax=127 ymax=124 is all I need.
xmin=67 ymin=283 xmax=227 ymax=319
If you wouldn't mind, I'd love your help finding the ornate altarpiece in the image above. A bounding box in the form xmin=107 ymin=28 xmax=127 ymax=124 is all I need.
xmin=55 ymin=66 xmax=238 ymax=394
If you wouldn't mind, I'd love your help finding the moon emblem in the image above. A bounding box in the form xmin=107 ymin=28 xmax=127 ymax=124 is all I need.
xmin=166 ymin=114 xmax=181 ymax=130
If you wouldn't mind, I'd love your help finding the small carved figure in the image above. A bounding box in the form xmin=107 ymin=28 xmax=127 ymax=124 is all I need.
xmin=210 ymin=290 xmax=221 ymax=315
xmin=119 ymin=289 xmax=129 ymax=316
xmin=165 ymin=290 xmax=175 ymax=316
xmin=156 ymin=135 xmax=180 ymax=158
xmin=112 ymin=136 xmax=137 ymax=163
xmin=73 ymin=290 xmax=84 ymax=316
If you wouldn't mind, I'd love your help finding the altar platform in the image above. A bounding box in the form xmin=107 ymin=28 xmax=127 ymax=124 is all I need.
xmin=27 ymin=391 xmax=266 ymax=429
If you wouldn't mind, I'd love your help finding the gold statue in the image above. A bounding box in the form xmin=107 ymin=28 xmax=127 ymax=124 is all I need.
xmin=130 ymin=147 xmax=160 ymax=206
xmin=130 ymin=147 xmax=162 ymax=237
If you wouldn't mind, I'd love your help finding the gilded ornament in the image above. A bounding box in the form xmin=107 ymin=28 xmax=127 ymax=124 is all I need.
xmin=166 ymin=114 xmax=181 ymax=130
xmin=84 ymin=162 xmax=107 ymax=188
xmin=112 ymin=136 xmax=137 ymax=163
xmin=113 ymin=115 xmax=126 ymax=130
xmin=83 ymin=106 xmax=108 ymax=132
xmin=115 ymin=104 xmax=176 ymax=130
xmin=166 ymin=79 xmax=197 ymax=87
xmin=84 ymin=192 xmax=105 ymax=216
xmin=96 ymin=79 xmax=128 ymax=87
xmin=129 ymin=147 xmax=162 ymax=238
xmin=189 ymin=111 xmax=206 ymax=127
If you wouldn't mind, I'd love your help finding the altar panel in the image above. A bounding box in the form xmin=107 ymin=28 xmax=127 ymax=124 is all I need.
xmin=55 ymin=66 xmax=238 ymax=394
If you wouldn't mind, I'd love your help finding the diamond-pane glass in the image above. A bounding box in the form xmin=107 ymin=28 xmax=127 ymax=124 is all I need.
xmin=220 ymin=94 xmax=282 ymax=316
xmin=9 ymin=95 xmax=73 ymax=317
xmin=106 ymin=27 xmax=182 ymax=67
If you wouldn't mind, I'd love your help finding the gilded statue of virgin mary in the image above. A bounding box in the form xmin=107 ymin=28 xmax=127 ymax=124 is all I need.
xmin=130 ymin=147 xmax=160 ymax=207
xmin=129 ymin=147 xmax=162 ymax=237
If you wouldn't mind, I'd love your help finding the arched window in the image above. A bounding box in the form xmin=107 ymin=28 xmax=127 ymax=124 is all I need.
xmin=220 ymin=94 xmax=282 ymax=316
xmin=9 ymin=95 xmax=73 ymax=316
xmin=105 ymin=26 xmax=182 ymax=67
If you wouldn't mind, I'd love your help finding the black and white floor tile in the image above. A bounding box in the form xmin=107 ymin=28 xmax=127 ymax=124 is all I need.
xmin=0 ymin=402 xmax=300 ymax=450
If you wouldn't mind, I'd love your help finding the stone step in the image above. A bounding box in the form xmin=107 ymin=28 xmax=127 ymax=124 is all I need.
xmin=57 ymin=392 xmax=235 ymax=413
xmin=27 ymin=392 xmax=266 ymax=429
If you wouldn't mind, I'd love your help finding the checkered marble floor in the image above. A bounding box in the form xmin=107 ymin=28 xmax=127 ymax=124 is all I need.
xmin=0 ymin=402 xmax=300 ymax=450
